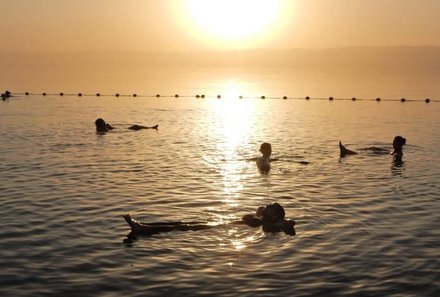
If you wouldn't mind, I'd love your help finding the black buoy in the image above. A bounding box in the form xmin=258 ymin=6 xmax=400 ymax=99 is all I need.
xmin=133 ymin=94 xmax=137 ymax=97
xmin=261 ymin=95 xmax=266 ymax=99
xmin=425 ymin=98 xmax=431 ymax=103
xmin=60 ymin=92 xmax=64 ymax=96
xmin=175 ymin=94 xmax=179 ymax=98
xmin=352 ymin=97 xmax=356 ymax=101
xmin=115 ymin=93 xmax=120 ymax=97
xmin=201 ymin=94 xmax=205 ymax=98
xmin=25 ymin=92 xmax=29 ymax=96
xmin=156 ymin=94 xmax=160 ymax=98
xmin=78 ymin=93 xmax=82 ymax=97
xmin=239 ymin=95 xmax=243 ymax=99
xmin=329 ymin=96 xmax=334 ymax=101
xmin=196 ymin=95 xmax=200 ymax=98
xmin=283 ymin=96 xmax=288 ymax=99
xmin=217 ymin=95 xmax=221 ymax=99
xmin=401 ymin=98 xmax=406 ymax=102
xmin=96 ymin=93 xmax=101 ymax=97
xmin=305 ymin=96 xmax=310 ymax=100
xmin=43 ymin=92 xmax=47 ymax=96
xmin=376 ymin=97 xmax=381 ymax=102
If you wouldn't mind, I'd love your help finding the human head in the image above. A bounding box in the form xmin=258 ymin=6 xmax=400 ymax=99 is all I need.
xmin=262 ymin=203 xmax=285 ymax=223
xmin=259 ymin=142 xmax=272 ymax=158
xmin=393 ymin=136 xmax=406 ymax=151
xmin=95 ymin=118 xmax=108 ymax=132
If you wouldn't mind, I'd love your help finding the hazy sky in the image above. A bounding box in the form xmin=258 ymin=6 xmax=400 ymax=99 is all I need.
xmin=1 ymin=0 xmax=440 ymax=52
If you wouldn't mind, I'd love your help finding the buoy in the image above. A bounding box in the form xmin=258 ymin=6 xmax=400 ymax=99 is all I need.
xmin=116 ymin=93 xmax=120 ymax=97
xmin=25 ymin=92 xmax=29 ymax=95
xmin=401 ymin=98 xmax=406 ymax=102
xmin=175 ymin=94 xmax=179 ymax=98
xmin=78 ymin=93 xmax=82 ymax=97
xmin=156 ymin=94 xmax=160 ymax=98
xmin=96 ymin=93 xmax=101 ymax=97
xmin=239 ymin=95 xmax=243 ymax=99
xmin=196 ymin=95 xmax=200 ymax=98
xmin=425 ymin=98 xmax=430 ymax=103
xmin=201 ymin=94 xmax=205 ymax=98
xmin=329 ymin=96 xmax=334 ymax=101
xmin=305 ymin=96 xmax=310 ymax=100
xmin=43 ymin=92 xmax=47 ymax=96
xmin=217 ymin=95 xmax=221 ymax=99
xmin=352 ymin=97 xmax=356 ymax=101
xmin=60 ymin=92 xmax=64 ymax=96
xmin=376 ymin=97 xmax=381 ymax=102
xmin=283 ymin=96 xmax=288 ymax=99
xmin=261 ymin=96 xmax=266 ymax=99
xmin=133 ymin=94 xmax=137 ymax=97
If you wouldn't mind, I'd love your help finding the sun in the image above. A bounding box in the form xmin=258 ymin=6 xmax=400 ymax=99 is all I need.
xmin=182 ymin=0 xmax=284 ymax=47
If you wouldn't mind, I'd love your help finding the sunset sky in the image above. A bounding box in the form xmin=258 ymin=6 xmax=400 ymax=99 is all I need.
xmin=1 ymin=0 xmax=440 ymax=52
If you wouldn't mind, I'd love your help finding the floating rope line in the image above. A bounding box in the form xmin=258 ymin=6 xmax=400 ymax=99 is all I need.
xmin=2 ymin=91 xmax=438 ymax=103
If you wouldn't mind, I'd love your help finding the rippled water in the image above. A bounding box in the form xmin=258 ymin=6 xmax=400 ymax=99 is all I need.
xmin=1 ymin=75 xmax=440 ymax=297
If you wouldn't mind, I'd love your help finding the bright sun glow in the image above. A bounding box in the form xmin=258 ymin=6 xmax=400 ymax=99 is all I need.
xmin=184 ymin=0 xmax=283 ymax=45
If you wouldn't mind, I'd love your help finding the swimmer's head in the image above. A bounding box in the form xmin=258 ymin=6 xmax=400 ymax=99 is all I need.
xmin=95 ymin=118 xmax=108 ymax=132
xmin=259 ymin=142 xmax=272 ymax=158
xmin=393 ymin=136 xmax=406 ymax=150
xmin=262 ymin=203 xmax=285 ymax=223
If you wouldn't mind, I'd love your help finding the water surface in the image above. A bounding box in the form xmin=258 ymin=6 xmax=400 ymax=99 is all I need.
xmin=0 ymin=69 xmax=439 ymax=297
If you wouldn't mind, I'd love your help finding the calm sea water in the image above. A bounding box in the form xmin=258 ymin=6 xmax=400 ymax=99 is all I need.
xmin=1 ymin=67 xmax=439 ymax=297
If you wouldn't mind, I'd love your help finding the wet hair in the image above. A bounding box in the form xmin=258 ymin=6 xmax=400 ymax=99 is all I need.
xmin=262 ymin=203 xmax=285 ymax=223
xmin=393 ymin=136 xmax=406 ymax=146
xmin=95 ymin=118 xmax=108 ymax=132
xmin=260 ymin=142 xmax=272 ymax=152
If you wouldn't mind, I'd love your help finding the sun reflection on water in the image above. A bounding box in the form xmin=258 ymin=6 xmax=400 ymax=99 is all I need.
xmin=228 ymin=229 xmax=256 ymax=251
xmin=206 ymin=81 xmax=259 ymax=207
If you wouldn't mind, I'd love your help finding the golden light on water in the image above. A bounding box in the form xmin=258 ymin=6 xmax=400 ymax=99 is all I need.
xmin=206 ymin=81 xmax=258 ymax=207
xmin=182 ymin=0 xmax=285 ymax=47
xmin=209 ymin=81 xmax=257 ymax=149
xmin=228 ymin=229 xmax=256 ymax=251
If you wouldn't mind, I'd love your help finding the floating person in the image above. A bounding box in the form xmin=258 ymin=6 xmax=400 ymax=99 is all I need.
xmin=1 ymin=90 xmax=12 ymax=100
xmin=339 ymin=136 xmax=406 ymax=162
xmin=95 ymin=118 xmax=158 ymax=133
xmin=95 ymin=118 xmax=115 ymax=133
xmin=123 ymin=202 xmax=296 ymax=240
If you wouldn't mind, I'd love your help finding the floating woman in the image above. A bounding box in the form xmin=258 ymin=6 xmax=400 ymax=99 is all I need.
xmin=339 ymin=136 xmax=406 ymax=163
xmin=95 ymin=118 xmax=158 ymax=133
xmin=123 ymin=202 xmax=296 ymax=239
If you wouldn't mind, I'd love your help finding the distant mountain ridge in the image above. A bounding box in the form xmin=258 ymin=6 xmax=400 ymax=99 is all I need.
xmin=1 ymin=46 xmax=440 ymax=72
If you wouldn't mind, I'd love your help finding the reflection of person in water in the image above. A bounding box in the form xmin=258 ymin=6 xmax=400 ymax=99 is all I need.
xmin=339 ymin=136 xmax=406 ymax=162
xmin=123 ymin=203 xmax=296 ymax=240
xmin=95 ymin=118 xmax=158 ymax=133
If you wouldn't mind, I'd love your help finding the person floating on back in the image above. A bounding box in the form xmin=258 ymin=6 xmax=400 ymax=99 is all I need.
xmin=95 ymin=118 xmax=158 ymax=133
xmin=339 ymin=136 xmax=406 ymax=163
xmin=123 ymin=202 xmax=296 ymax=239
xmin=1 ymin=90 xmax=12 ymax=100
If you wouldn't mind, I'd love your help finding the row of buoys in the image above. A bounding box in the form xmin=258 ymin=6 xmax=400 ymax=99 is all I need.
xmin=3 ymin=91 xmax=436 ymax=103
